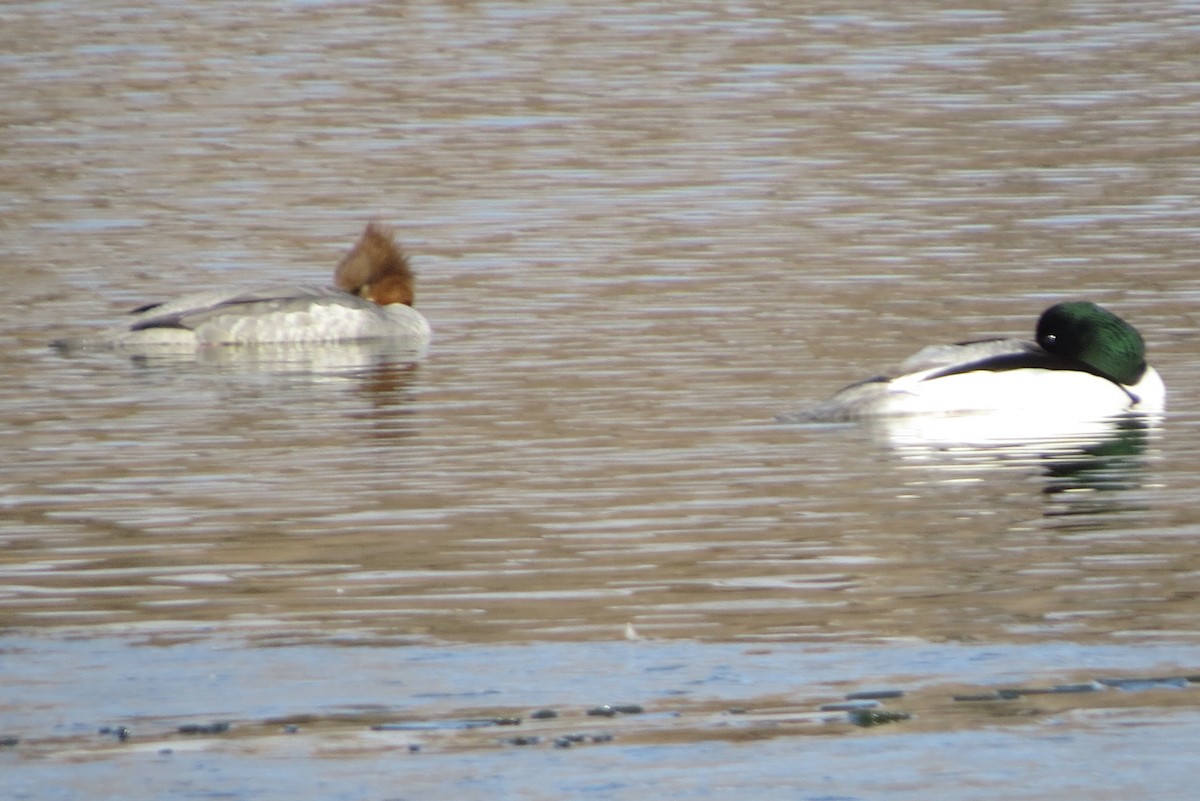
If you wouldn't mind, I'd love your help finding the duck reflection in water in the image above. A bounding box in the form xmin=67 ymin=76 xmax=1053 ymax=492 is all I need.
xmin=882 ymin=406 xmax=1158 ymax=531
xmin=1036 ymin=417 xmax=1160 ymax=529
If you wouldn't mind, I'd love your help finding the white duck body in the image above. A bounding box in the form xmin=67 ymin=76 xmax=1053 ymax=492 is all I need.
xmin=108 ymin=284 xmax=431 ymax=349
xmin=793 ymin=303 xmax=1165 ymax=426
xmin=876 ymin=339 xmax=1164 ymax=418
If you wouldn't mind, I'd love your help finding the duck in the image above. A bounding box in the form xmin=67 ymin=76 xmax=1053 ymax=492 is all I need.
xmin=59 ymin=222 xmax=431 ymax=350
xmin=791 ymin=302 xmax=1165 ymax=423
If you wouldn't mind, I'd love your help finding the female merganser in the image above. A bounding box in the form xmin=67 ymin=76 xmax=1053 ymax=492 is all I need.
xmin=63 ymin=222 xmax=431 ymax=350
xmin=792 ymin=302 xmax=1165 ymax=423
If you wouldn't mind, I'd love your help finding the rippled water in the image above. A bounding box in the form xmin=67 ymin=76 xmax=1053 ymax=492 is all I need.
xmin=4 ymin=0 xmax=1200 ymax=798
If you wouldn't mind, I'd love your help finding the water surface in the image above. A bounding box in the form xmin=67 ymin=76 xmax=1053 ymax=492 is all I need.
xmin=3 ymin=0 xmax=1200 ymax=798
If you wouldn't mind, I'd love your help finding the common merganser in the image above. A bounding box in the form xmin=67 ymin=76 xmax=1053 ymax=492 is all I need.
xmin=58 ymin=222 xmax=431 ymax=350
xmin=788 ymin=302 xmax=1165 ymax=423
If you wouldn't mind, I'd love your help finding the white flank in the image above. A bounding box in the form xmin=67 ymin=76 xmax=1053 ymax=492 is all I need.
xmin=881 ymin=365 xmax=1164 ymax=418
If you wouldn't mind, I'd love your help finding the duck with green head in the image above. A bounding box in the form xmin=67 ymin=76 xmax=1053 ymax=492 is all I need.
xmin=796 ymin=302 xmax=1165 ymax=422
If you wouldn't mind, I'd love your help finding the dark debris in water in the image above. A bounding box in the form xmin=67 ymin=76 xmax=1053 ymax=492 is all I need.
xmin=586 ymin=704 xmax=645 ymax=717
xmin=1098 ymin=676 xmax=1192 ymax=691
xmin=823 ymin=672 xmax=1200 ymax=730
xmin=849 ymin=710 xmax=912 ymax=728
xmin=952 ymin=675 xmax=1200 ymax=702
xmin=846 ymin=689 xmax=905 ymax=701
xmin=953 ymin=684 xmax=1101 ymax=702
xmin=10 ymin=669 xmax=1200 ymax=760
xmin=504 ymin=735 xmax=542 ymax=746
xmin=98 ymin=725 xmax=130 ymax=742
xmin=372 ymin=717 xmax=516 ymax=732
xmin=177 ymin=722 xmax=231 ymax=735
xmin=553 ymin=732 xmax=614 ymax=748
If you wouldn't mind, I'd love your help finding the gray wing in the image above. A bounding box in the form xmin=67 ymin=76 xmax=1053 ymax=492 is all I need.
xmin=129 ymin=284 xmax=373 ymax=331
xmin=780 ymin=338 xmax=1043 ymax=423
xmin=896 ymin=338 xmax=1036 ymax=373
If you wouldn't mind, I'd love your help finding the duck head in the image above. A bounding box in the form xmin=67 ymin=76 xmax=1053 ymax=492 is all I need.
xmin=1035 ymin=301 xmax=1148 ymax=386
xmin=334 ymin=222 xmax=416 ymax=307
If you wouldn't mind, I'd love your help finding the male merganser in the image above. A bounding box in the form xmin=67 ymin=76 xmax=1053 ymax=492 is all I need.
xmin=60 ymin=222 xmax=431 ymax=350
xmin=790 ymin=302 xmax=1165 ymax=423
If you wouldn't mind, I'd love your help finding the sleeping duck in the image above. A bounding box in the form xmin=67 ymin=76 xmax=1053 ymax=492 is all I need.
xmin=55 ymin=222 xmax=431 ymax=351
xmin=792 ymin=302 xmax=1165 ymax=424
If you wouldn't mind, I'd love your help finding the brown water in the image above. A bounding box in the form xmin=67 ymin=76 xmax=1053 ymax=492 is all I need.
xmin=4 ymin=1 xmax=1200 ymax=798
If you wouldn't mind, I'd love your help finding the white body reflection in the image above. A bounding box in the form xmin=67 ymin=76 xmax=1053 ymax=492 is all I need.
xmin=869 ymin=409 xmax=1162 ymax=457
